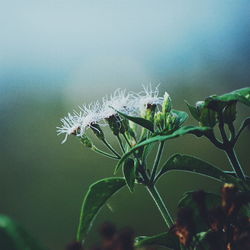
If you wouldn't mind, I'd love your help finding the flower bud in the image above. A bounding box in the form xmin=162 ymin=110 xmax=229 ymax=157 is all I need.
xmin=162 ymin=92 xmax=172 ymax=114
xmin=154 ymin=111 xmax=165 ymax=129
xmin=166 ymin=112 xmax=178 ymax=130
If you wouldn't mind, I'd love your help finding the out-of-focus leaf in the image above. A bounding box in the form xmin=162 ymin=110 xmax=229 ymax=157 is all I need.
xmin=115 ymin=126 xmax=211 ymax=171
xmin=116 ymin=110 xmax=154 ymax=132
xmin=123 ymin=158 xmax=136 ymax=192
xmin=157 ymin=154 xmax=242 ymax=187
xmin=135 ymin=230 xmax=180 ymax=250
xmin=77 ymin=177 xmax=126 ymax=242
xmin=0 ymin=214 xmax=46 ymax=250
xmin=178 ymin=191 xmax=221 ymax=232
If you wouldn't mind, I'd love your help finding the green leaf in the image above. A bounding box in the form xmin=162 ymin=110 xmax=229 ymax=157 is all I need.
xmin=0 ymin=214 xmax=46 ymax=250
xmin=185 ymin=101 xmax=200 ymax=121
xmin=116 ymin=110 xmax=154 ymax=132
xmin=207 ymin=87 xmax=250 ymax=109
xmin=171 ymin=109 xmax=189 ymax=127
xmin=135 ymin=230 xmax=180 ymax=250
xmin=157 ymin=154 xmax=242 ymax=187
xmin=178 ymin=191 xmax=221 ymax=232
xmin=123 ymin=158 xmax=136 ymax=192
xmin=115 ymin=126 xmax=210 ymax=172
xmin=217 ymin=87 xmax=250 ymax=106
xmin=77 ymin=177 xmax=126 ymax=242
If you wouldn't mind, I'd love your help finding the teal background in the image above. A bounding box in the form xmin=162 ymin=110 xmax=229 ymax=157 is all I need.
xmin=0 ymin=1 xmax=250 ymax=249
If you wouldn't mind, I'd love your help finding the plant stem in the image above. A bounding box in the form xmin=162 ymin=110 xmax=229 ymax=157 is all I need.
xmin=150 ymin=141 xmax=165 ymax=182
xmin=117 ymin=135 xmax=125 ymax=153
xmin=146 ymin=184 xmax=174 ymax=228
xmin=101 ymin=139 xmax=121 ymax=159
xmin=122 ymin=133 xmax=132 ymax=147
xmin=92 ymin=147 xmax=120 ymax=160
xmin=225 ymin=147 xmax=246 ymax=181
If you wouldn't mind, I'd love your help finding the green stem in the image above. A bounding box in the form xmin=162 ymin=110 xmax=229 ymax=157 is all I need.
xmin=225 ymin=147 xmax=246 ymax=181
xmin=122 ymin=133 xmax=132 ymax=147
xmin=117 ymin=135 xmax=125 ymax=153
xmin=92 ymin=147 xmax=120 ymax=160
xmin=227 ymin=122 xmax=235 ymax=142
xmin=150 ymin=141 xmax=165 ymax=183
xmin=146 ymin=185 xmax=174 ymax=228
xmin=101 ymin=139 xmax=121 ymax=159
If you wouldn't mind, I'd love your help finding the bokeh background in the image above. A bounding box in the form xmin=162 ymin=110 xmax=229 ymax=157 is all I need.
xmin=0 ymin=1 xmax=250 ymax=249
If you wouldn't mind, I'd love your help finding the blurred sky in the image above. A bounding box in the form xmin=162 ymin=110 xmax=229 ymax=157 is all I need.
xmin=1 ymin=0 xmax=250 ymax=103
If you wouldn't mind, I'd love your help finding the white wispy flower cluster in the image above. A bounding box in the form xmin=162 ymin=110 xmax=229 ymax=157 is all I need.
xmin=135 ymin=85 xmax=164 ymax=114
xmin=57 ymin=85 xmax=166 ymax=143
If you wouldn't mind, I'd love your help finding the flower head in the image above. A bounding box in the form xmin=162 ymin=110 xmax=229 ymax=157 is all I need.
xmin=57 ymin=102 xmax=102 ymax=143
xmin=56 ymin=112 xmax=82 ymax=144
xmin=135 ymin=85 xmax=163 ymax=115
xmin=100 ymin=89 xmax=135 ymax=119
xmin=78 ymin=101 xmax=103 ymax=136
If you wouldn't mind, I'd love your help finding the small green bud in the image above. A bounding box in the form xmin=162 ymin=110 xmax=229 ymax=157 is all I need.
xmin=166 ymin=112 xmax=177 ymax=130
xmin=80 ymin=135 xmax=93 ymax=148
xmin=91 ymin=123 xmax=105 ymax=140
xmin=162 ymin=92 xmax=172 ymax=114
xmin=154 ymin=111 xmax=165 ymax=129
xmin=223 ymin=101 xmax=237 ymax=124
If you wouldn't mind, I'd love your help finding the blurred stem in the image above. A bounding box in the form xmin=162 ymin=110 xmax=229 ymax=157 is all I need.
xmin=92 ymin=147 xmax=120 ymax=160
xmin=101 ymin=139 xmax=121 ymax=159
xmin=217 ymin=113 xmax=246 ymax=181
xmin=150 ymin=141 xmax=165 ymax=183
xmin=225 ymin=147 xmax=245 ymax=181
xmin=117 ymin=135 xmax=125 ymax=153
xmin=146 ymin=185 xmax=174 ymax=228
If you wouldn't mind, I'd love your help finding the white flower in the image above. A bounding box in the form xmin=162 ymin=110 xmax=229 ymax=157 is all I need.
xmin=57 ymin=102 xmax=102 ymax=143
xmin=100 ymin=89 xmax=135 ymax=119
xmin=56 ymin=112 xmax=82 ymax=144
xmin=135 ymin=84 xmax=164 ymax=114
xmin=78 ymin=101 xmax=103 ymax=136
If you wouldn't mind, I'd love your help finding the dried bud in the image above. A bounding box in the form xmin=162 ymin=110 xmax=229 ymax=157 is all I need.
xmin=208 ymin=207 xmax=226 ymax=231
xmin=221 ymin=183 xmax=238 ymax=216
xmin=174 ymin=208 xmax=195 ymax=247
